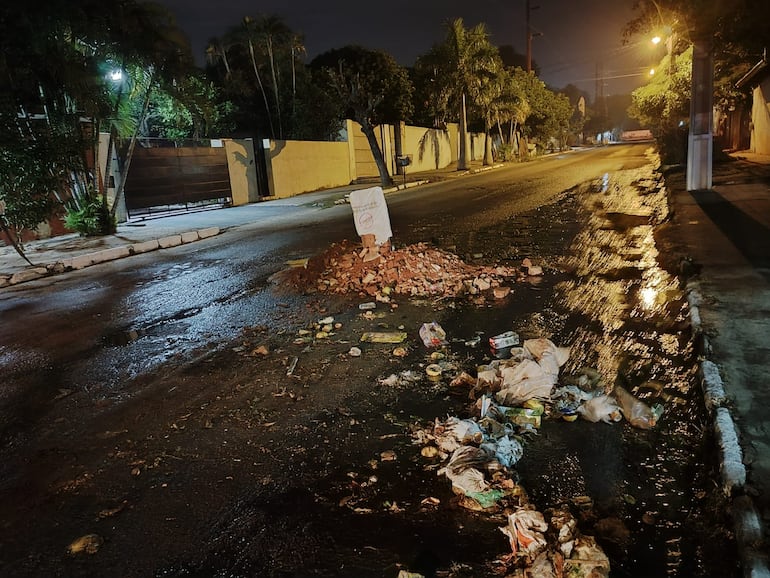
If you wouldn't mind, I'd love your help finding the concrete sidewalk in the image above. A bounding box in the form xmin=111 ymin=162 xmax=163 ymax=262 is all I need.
xmin=0 ymin=158 xmax=508 ymax=288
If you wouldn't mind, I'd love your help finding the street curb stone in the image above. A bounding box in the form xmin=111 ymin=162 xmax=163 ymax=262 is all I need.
xmin=181 ymin=231 xmax=199 ymax=243
xmin=2 ymin=228 xmax=223 ymax=287
xmin=158 ymin=234 xmax=183 ymax=248
xmin=132 ymin=239 xmax=160 ymax=254
xmin=685 ymin=288 xmax=770 ymax=577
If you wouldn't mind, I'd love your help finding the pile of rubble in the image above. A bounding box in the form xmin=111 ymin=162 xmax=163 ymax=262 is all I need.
xmin=276 ymin=239 xmax=542 ymax=301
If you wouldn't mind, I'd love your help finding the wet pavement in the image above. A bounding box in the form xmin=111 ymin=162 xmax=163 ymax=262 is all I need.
xmin=0 ymin=147 xmax=770 ymax=576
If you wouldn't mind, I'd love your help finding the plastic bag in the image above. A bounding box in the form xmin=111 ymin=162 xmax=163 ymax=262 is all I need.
xmin=613 ymin=386 xmax=659 ymax=429
xmin=419 ymin=321 xmax=447 ymax=347
xmin=578 ymin=395 xmax=622 ymax=424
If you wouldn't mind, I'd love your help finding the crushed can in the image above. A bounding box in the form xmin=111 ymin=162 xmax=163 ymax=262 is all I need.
xmin=489 ymin=330 xmax=520 ymax=350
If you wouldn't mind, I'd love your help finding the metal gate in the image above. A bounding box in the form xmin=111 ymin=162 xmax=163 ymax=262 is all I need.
xmin=123 ymin=145 xmax=232 ymax=218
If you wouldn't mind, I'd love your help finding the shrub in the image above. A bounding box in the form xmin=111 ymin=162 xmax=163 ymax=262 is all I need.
xmin=64 ymin=196 xmax=115 ymax=236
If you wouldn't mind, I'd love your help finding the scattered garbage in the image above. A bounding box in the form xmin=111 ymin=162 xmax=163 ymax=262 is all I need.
xmin=419 ymin=321 xmax=447 ymax=347
xmin=577 ymin=394 xmax=622 ymax=424
xmin=286 ymin=356 xmax=299 ymax=376
xmin=360 ymin=331 xmax=408 ymax=344
xmin=285 ymin=258 xmax=309 ymax=268
xmin=67 ymin=534 xmax=103 ymax=555
xmin=613 ymin=386 xmax=663 ymax=429
xmin=489 ymin=330 xmax=520 ymax=350
xmin=499 ymin=508 xmax=548 ymax=557
xmin=348 ymin=347 xmax=362 ymax=357
xmin=359 ymin=302 xmax=377 ymax=310
xmin=425 ymin=363 xmax=443 ymax=381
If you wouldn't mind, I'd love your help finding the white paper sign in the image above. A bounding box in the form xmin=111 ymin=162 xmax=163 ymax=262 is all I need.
xmin=348 ymin=186 xmax=392 ymax=245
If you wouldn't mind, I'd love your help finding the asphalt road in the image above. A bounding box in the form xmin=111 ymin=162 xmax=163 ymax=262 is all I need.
xmin=1 ymin=143 xmax=735 ymax=577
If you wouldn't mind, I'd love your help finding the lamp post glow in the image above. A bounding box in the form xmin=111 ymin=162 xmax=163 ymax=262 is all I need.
xmin=109 ymin=69 xmax=123 ymax=82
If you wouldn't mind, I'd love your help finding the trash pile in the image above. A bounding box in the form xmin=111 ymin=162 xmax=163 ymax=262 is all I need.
xmin=407 ymin=329 xmax=664 ymax=576
xmin=275 ymin=239 xmax=543 ymax=301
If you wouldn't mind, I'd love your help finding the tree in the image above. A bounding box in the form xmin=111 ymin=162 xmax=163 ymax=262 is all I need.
xmin=440 ymin=18 xmax=500 ymax=170
xmin=0 ymin=0 xmax=193 ymax=244
xmin=623 ymin=1 xmax=770 ymax=162
xmin=145 ymin=74 xmax=236 ymax=140
xmin=310 ymin=46 xmax=413 ymax=188
xmin=629 ymin=47 xmax=693 ymax=163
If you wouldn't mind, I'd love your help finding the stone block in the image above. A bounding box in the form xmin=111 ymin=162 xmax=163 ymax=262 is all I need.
xmin=69 ymin=254 xmax=95 ymax=270
xmin=10 ymin=267 xmax=47 ymax=285
xmin=131 ymin=240 xmax=160 ymax=254
xmin=197 ymin=227 xmax=220 ymax=239
xmin=181 ymin=231 xmax=199 ymax=244
xmin=91 ymin=246 xmax=131 ymax=264
xmin=158 ymin=235 xmax=183 ymax=248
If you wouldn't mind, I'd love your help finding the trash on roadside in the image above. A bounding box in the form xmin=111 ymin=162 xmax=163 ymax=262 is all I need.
xmin=360 ymin=331 xmax=407 ymax=344
xmin=521 ymin=257 xmax=544 ymax=276
xmin=359 ymin=302 xmax=376 ymax=310
xmin=472 ymin=338 xmax=570 ymax=405
xmin=348 ymin=347 xmax=362 ymax=357
xmin=392 ymin=347 xmax=408 ymax=357
xmin=419 ymin=321 xmax=447 ymax=347
xmin=577 ymin=394 xmax=622 ymax=423
xmin=67 ymin=534 xmax=103 ymax=555
xmin=425 ymin=363 xmax=443 ymax=380
xmin=285 ymin=258 xmax=309 ymax=268
xmin=378 ymin=370 xmax=422 ymax=388
xmin=443 ymin=445 xmax=494 ymax=494
xmin=481 ymin=434 xmax=523 ymax=468
xmin=286 ymin=356 xmax=298 ymax=376
xmin=489 ymin=330 xmax=520 ymax=350
xmin=450 ymin=371 xmax=476 ymax=388
xmin=395 ymin=570 xmax=425 ymax=578
xmin=613 ymin=385 xmax=661 ymax=429
xmin=499 ymin=508 xmax=548 ymax=558
xmin=464 ymin=335 xmax=482 ymax=347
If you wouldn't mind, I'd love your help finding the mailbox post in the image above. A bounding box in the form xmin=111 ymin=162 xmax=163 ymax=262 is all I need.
xmin=395 ymin=154 xmax=412 ymax=187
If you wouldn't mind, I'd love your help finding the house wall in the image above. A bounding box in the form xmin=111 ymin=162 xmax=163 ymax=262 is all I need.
xmin=750 ymin=78 xmax=770 ymax=155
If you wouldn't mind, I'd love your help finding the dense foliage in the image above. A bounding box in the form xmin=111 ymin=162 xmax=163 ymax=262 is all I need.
xmin=625 ymin=0 xmax=769 ymax=163
xmin=20 ymin=1 xmax=770 ymax=242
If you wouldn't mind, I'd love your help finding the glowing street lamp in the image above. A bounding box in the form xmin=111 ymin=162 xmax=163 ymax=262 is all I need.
xmin=109 ymin=69 xmax=123 ymax=82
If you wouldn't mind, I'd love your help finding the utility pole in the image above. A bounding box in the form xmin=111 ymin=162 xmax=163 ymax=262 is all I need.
xmin=526 ymin=0 xmax=540 ymax=73
xmin=686 ymin=39 xmax=713 ymax=190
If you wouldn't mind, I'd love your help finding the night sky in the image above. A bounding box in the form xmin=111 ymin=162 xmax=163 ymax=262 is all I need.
xmin=156 ymin=0 xmax=654 ymax=99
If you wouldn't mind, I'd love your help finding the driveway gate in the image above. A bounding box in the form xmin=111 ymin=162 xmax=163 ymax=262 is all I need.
xmin=123 ymin=145 xmax=232 ymax=218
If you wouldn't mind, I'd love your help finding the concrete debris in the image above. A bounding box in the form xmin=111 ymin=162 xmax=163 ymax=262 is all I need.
xmin=276 ymin=239 xmax=533 ymax=302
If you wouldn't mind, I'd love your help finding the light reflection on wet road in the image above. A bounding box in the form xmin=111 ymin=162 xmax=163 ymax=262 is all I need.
xmin=0 ymin=144 xmax=733 ymax=575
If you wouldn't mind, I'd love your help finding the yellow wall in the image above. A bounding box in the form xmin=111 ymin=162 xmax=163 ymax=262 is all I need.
xmin=224 ymin=139 xmax=259 ymax=205
xmin=750 ymin=80 xmax=770 ymax=156
xmin=402 ymin=125 xmax=453 ymax=171
xmin=266 ymin=139 xmax=353 ymax=198
xmin=262 ymin=120 xmax=488 ymax=198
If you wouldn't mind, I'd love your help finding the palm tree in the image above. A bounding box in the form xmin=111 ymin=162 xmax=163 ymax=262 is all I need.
xmin=253 ymin=15 xmax=292 ymax=139
xmin=240 ymin=16 xmax=275 ymax=139
xmin=442 ymin=19 xmax=499 ymax=170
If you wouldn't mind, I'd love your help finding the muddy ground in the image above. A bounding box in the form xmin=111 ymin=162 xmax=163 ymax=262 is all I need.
xmin=0 ymin=161 xmax=738 ymax=577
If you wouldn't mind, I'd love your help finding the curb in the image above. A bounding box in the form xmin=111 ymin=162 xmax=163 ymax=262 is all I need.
xmin=0 ymin=227 xmax=221 ymax=289
xmin=687 ymin=286 xmax=770 ymax=578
